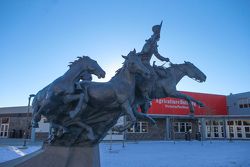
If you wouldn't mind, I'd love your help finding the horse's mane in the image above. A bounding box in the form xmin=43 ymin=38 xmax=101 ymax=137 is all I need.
xmin=111 ymin=62 xmax=125 ymax=80
xmin=111 ymin=50 xmax=136 ymax=80
xmin=169 ymin=62 xmax=180 ymax=68
xmin=153 ymin=62 xmax=175 ymax=77
xmin=68 ymin=56 xmax=89 ymax=68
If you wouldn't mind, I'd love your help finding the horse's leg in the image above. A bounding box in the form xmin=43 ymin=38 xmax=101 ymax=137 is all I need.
xmin=140 ymin=101 xmax=151 ymax=114
xmin=64 ymin=86 xmax=89 ymax=119
xmin=63 ymin=94 xmax=80 ymax=103
xmin=48 ymin=122 xmax=59 ymax=143
xmin=32 ymin=103 xmax=49 ymax=128
xmin=168 ymin=91 xmax=195 ymax=114
xmin=115 ymin=100 xmax=136 ymax=132
xmin=131 ymin=103 xmax=156 ymax=124
xmin=66 ymin=121 xmax=95 ymax=141
xmin=187 ymin=96 xmax=205 ymax=107
xmin=68 ymin=93 xmax=88 ymax=118
xmin=171 ymin=91 xmax=205 ymax=108
xmin=133 ymin=109 xmax=156 ymax=125
xmin=48 ymin=121 xmax=69 ymax=142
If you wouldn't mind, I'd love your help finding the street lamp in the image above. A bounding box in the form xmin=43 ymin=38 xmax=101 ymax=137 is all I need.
xmin=23 ymin=94 xmax=35 ymax=147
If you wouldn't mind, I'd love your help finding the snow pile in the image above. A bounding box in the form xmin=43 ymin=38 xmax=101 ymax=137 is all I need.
xmin=100 ymin=141 xmax=250 ymax=167
xmin=0 ymin=145 xmax=41 ymax=163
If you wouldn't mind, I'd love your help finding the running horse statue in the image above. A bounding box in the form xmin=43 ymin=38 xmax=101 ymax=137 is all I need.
xmin=110 ymin=60 xmax=207 ymax=131
xmin=31 ymin=56 xmax=106 ymax=130
xmin=131 ymin=61 xmax=207 ymax=124
xmin=34 ymin=50 xmax=150 ymax=146
xmin=153 ymin=61 xmax=206 ymax=111
xmin=49 ymin=49 xmax=150 ymax=146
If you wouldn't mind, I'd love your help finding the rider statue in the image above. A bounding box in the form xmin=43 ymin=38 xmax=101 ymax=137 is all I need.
xmin=137 ymin=21 xmax=170 ymax=108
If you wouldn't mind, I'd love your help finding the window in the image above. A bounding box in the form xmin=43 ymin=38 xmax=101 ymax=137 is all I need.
xmin=238 ymin=98 xmax=250 ymax=109
xmin=227 ymin=121 xmax=234 ymax=125
xmin=236 ymin=120 xmax=242 ymax=126
xmin=243 ymin=120 xmax=250 ymax=126
xmin=213 ymin=121 xmax=219 ymax=125
xmin=173 ymin=122 xmax=192 ymax=133
xmin=206 ymin=120 xmax=225 ymax=138
xmin=245 ymin=127 xmax=250 ymax=138
xmin=127 ymin=122 xmax=148 ymax=133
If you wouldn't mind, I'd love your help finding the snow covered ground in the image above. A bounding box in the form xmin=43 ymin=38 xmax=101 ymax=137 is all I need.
xmin=0 ymin=140 xmax=249 ymax=167
xmin=100 ymin=140 xmax=250 ymax=167
xmin=0 ymin=145 xmax=41 ymax=163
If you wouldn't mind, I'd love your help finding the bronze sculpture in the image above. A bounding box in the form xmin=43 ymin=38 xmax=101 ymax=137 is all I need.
xmin=137 ymin=21 xmax=170 ymax=102
xmin=31 ymin=22 xmax=206 ymax=147
xmin=31 ymin=56 xmax=106 ymax=138
xmin=133 ymin=61 xmax=206 ymax=124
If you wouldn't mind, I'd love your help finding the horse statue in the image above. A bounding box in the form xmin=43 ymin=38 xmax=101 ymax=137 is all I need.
xmin=114 ymin=61 xmax=207 ymax=130
xmin=49 ymin=49 xmax=150 ymax=146
xmin=31 ymin=56 xmax=106 ymax=130
xmin=135 ymin=61 xmax=206 ymax=118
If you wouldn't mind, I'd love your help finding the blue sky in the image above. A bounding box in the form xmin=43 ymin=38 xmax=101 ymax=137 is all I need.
xmin=0 ymin=0 xmax=249 ymax=107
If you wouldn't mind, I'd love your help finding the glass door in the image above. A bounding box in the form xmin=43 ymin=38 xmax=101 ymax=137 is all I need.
xmin=0 ymin=124 xmax=9 ymax=138
xmin=206 ymin=120 xmax=225 ymax=138
xmin=226 ymin=120 xmax=250 ymax=139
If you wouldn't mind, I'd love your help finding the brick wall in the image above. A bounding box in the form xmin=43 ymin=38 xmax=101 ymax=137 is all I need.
xmin=126 ymin=118 xmax=166 ymax=140
xmin=0 ymin=114 xmax=32 ymax=138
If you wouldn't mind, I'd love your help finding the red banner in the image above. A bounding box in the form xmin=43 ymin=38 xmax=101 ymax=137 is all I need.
xmin=148 ymin=91 xmax=228 ymax=115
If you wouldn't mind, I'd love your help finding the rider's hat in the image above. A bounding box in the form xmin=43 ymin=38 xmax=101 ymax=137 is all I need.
xmin=152 ymin=21 xmax=163 ymax=34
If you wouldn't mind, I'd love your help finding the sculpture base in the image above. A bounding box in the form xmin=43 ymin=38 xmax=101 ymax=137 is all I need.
xmin=16 ymin=144 xmax=100 ymax=167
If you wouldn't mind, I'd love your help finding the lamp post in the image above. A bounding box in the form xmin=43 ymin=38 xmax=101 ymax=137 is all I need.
xmin=23 ymin=94 xmax=35 ymax=147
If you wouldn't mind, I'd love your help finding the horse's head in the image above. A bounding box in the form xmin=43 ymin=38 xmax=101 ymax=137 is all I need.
xmin=69 ymin=56 xmax=106 ymax=79
xmin=181 ymin=61 xmax=206 ymax=83
xmin=122 ymin=49 xmax=150 ymax=78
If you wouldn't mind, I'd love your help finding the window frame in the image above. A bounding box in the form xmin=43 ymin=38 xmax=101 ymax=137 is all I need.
xmin=127 ymin=121 xmax=149 ymax=133
xmin=173 ymin=122 xmax=192 ymax=133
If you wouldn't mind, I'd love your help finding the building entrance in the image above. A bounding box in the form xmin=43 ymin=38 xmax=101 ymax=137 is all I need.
xmin=0 ymin=124 xmax=9 ymax=138
xmin=205 ymin=120 xmax=225 ymax=138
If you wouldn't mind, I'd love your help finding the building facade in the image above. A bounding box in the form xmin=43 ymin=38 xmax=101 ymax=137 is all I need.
xmin=226 ymin=92 xmax=250 ymax=139
xmin=0 ymin=106 xmax=32 ymax=139
xmin=1 ymin=91 xmax=250 ymax=141
xmin=125 ymin=91 xmax=250 ymax=141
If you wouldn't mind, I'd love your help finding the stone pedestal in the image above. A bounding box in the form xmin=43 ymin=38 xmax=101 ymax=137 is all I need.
xmin=16 ymin=144 xmax=100 ymax=167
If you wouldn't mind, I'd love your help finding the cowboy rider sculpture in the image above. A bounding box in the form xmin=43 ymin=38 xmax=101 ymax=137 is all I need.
xmin=137 ymin=21 xmax=170 ymax=108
